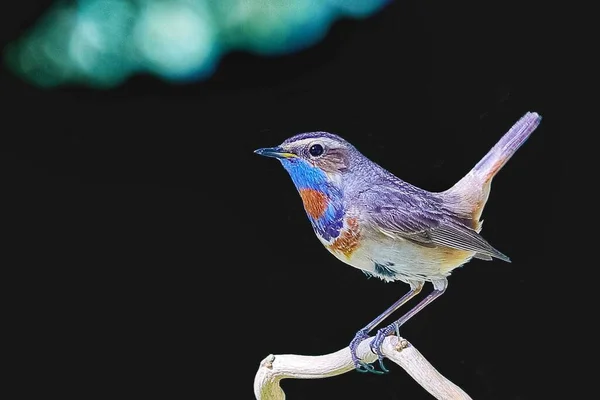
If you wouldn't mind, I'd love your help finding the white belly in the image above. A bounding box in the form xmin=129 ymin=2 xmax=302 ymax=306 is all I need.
xmin=326 ymin=233 xmax=475 ymax=284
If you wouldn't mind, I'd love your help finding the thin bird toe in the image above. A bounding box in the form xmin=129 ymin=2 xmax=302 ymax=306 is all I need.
xmin=370 ymin=329 xmax=387 ymax=356
xmin=355 ymin=361 xmax=376 ymax=373
xmin=367 ymin=325 xmax=396 ymax=373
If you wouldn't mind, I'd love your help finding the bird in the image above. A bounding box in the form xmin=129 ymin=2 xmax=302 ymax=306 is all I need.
xmin=254 ymin=112 xmax=542 ymax=373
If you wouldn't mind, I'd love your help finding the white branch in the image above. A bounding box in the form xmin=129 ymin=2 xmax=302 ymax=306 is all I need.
xmin=254 ymin=335 xmax=471 ymax=400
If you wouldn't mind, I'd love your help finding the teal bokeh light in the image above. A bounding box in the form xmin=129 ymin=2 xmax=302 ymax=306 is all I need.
xmin=324 ymin=0 xmax=391 ymax=17
xmin=211 ymin=0 xmax=335 ymax=55
xmin=4 ymin=0 xmax=391 ymax=88
xmin=69 ymin=0 xmax=138 ymax=87
xmin=134 ymin=0 xmax=220 ymax=81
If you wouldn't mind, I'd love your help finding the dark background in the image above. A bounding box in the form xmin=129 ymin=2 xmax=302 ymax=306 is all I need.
xmin=2 ymin=1 xmax=562 ymax=399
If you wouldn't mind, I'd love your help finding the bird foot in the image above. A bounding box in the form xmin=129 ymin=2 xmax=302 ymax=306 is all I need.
xmin=369 ymin=324 xmax=398 ymax=373
xmin=349 ymin=328 xmax=387 ymax=374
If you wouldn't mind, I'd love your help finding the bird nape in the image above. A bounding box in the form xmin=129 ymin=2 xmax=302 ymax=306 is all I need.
xmin=255 ymin=112 xmax=542 ymax=373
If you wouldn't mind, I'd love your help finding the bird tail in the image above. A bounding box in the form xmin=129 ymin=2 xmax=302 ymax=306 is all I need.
xmin=444 ymin=112 xmax=542 ymax=224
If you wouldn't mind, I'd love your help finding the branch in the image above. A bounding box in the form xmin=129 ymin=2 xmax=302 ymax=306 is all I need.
xmin=254 ymin=335 xmax=471 ymax=400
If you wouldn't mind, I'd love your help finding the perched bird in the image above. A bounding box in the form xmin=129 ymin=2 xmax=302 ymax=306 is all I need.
xmin=254 ymin=112 xmax=542 ymax=373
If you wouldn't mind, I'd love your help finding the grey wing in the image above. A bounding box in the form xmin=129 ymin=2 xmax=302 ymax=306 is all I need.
xmin=360 ymin=184 xmax=510 ymax=262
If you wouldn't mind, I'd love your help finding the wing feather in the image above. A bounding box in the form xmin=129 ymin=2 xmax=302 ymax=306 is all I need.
xmin=360 ymin=183 xmax=509 ymax=261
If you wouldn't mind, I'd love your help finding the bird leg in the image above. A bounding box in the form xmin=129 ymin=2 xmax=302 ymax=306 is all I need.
xmin=350 ymin=282 xmax=423 ymax=373
xmin=371 ymin=279 xmax=448 ymax=373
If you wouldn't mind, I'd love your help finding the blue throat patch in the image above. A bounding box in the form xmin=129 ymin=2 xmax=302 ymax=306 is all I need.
xmin=281 ymin=158 xmax=344 ymax=241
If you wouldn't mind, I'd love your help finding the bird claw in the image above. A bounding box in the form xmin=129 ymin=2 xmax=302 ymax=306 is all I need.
xmin=356 ymin=361 xmax=385 ymax=374
xmin=350 ymin=328 xmax=389 ymax=374
xmin=369 ymin=324 xmax=397 ymax=373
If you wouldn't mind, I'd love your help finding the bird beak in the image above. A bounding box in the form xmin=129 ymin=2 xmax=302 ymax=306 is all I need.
xmin=254 ymin=147 xmax=296 ymax=159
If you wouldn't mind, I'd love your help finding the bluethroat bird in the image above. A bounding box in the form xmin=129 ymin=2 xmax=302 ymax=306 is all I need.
xmin=255 ymin=112 xmax=542 ymax=373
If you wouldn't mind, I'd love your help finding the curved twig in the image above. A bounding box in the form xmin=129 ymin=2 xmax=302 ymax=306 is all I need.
xmin=254 ymin=335 xmax=471 ymax=399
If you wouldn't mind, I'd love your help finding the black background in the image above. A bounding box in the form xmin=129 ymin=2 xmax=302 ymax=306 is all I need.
xmin=2 ymin=1 xmax=563 ymax=399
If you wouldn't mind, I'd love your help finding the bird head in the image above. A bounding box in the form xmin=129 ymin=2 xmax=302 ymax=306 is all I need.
xmin=255 ymin=132 xmax=361 ymax=241
xmin=254 ymin=131 xmax=354 ymax=191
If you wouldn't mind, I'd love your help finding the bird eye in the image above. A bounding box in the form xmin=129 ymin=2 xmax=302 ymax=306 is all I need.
xmin=309 ymin=144 xmax=324 ymax=157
